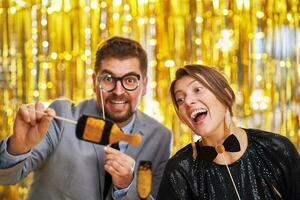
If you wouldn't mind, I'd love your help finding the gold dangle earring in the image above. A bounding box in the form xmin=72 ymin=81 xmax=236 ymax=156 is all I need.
xmin=178 ymin=113 xmax=198 ymax=161
xmin=191 ymin=132 xmax=197 ymax=160
xmin=225 ymin=109 xmax=231 ymax=135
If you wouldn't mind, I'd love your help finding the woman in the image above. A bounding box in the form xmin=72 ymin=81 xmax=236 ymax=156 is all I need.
xmin=157 ymin=64 xmax=299 ymax=200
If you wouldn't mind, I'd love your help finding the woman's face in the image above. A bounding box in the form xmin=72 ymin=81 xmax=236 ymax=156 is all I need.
xmin=174 ymin=75 xmax=227 ymax=138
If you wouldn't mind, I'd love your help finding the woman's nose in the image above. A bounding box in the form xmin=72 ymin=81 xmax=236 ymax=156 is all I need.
xmin=185 ymin=96 xmax=197 ymax=106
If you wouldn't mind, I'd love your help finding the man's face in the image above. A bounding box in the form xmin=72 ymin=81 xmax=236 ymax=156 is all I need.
xmin=93 ymin=57 xmax=147 ymax=127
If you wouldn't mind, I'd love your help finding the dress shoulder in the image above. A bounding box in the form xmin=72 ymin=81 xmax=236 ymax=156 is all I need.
xmin=246 ymin=129 xmax=300 ymax=200
xmin=164 ymin=143 xmax=194 ymax=173
xmin=246 ymin=128 xmax=298 ymax=155
xmin=172 ymin=143 xmax=193 ymax=160
xmin=157 ymin=143 xmax=197 ymax=200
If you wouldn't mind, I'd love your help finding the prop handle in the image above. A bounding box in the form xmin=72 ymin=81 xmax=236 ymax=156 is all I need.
xmin=29 ymin=109 xmax=77 ymax=124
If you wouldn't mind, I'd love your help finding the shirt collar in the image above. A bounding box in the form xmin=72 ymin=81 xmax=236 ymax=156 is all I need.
xmin=120 ymin=114 xmax=136 ymax=133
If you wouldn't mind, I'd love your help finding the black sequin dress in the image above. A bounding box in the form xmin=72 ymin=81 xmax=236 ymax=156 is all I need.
xmin=157 ymin=129 xmax=300 ymax=200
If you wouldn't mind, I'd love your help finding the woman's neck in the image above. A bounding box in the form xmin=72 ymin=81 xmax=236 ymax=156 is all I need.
xmin=213 ymin=127 xmax=248 ymax=165
xmin=201 ymin=125 xmax=229 ymax=147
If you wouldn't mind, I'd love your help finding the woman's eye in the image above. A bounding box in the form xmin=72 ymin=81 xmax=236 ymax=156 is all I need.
xmin=195 ymin=87 xmax=203 ymax=93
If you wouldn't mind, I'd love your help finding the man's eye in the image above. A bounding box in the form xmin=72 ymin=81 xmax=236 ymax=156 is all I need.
xmin=104 ymin=76 xmax=113 ymax=82
xmin=124 ymin=76 xmax=137 ymax=84
xmin=127 ymin=78 xmax=134 ymax=83
xmin=176 ymin=98 xmax=184 ymax=105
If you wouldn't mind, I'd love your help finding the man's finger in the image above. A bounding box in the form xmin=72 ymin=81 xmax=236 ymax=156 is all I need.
xmin=27 ymin=104 xmax=36 ymax=126
xmin=35 ymin=103 xmax=45 ymax=120
xmin=104 ymin=163 xmax=122 ymax=176
xmin=106 ymin=154 xmax=132 ymax=169
xmin=105 ymin=160 xmax=124 ymax=173
xmin=104 ymin=147 xmax=131 ymax=162
xmin=18 ymin=104 xmax=30 ymax=123
xmin=104 ymin=146 xmax=121 ymax=154
xmin=45 ymin=108 xmax=56 ymax=118
xmin=38 ymin=108 xmax=55 ymax=136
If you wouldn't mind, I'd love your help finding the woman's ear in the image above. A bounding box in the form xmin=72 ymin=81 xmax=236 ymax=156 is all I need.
xmin=225 ymin=109 xmax=231 ymax=129
xmin=224 ymin=88 xmax=233 ymax=101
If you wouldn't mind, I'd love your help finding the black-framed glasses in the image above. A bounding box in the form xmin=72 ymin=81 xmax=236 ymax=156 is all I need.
xmin=97 ymin=73 xmax=141 ymax=92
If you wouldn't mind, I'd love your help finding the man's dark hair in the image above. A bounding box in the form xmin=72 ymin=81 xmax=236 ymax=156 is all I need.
xmin=94 ymin=36 xmax=148 ymax=76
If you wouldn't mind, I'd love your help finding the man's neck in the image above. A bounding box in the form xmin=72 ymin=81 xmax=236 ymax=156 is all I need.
xmin=117 ymin=114 xmax=136 ymax=130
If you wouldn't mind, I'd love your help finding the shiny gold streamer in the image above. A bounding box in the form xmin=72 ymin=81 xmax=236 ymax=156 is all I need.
xmin=0 ymin=0 xmax=299 ymax=198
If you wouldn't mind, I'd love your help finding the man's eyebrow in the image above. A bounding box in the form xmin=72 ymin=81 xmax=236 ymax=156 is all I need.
xmin=99 ymin=69 xmax=115 ymax=75
xmin=99 ymin=70 xmax=140 ymax=77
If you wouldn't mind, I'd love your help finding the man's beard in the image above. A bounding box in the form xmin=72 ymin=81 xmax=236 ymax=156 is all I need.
xmin=105 ymin=104 xmax=134 ymax=123
xmin=103 ymin=94 xmax=135 ymax=123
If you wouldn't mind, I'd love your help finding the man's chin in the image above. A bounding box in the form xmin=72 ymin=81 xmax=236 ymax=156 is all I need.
xmin=106 ymin=113 xmax=134 ymax=124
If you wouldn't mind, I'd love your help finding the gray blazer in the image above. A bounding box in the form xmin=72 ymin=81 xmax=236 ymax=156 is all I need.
xmin=0 ymin=99 xmax=173 ymax=200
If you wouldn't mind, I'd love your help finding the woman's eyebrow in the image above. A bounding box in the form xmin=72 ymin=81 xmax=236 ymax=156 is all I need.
xmin=174 ymin=80 xmax=197 ymax=95
xmin=188 ymin=80 xmax=197 ymax=86
xmin=174 ymin=90 xmax=183 ymax=96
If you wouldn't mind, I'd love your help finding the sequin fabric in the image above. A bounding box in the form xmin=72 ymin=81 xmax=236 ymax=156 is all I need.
xmin=157 ymin=129 xmax=300 ymax=200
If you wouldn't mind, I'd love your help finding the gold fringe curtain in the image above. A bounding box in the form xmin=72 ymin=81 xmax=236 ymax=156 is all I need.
xmin=0 ymin=0 xmax=299 ymax=199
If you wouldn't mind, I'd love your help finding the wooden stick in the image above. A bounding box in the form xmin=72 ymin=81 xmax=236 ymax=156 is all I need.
xmin=28 ymin=109 xmax=77 ymax=124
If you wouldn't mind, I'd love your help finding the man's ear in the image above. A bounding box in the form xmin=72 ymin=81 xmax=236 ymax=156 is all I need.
xmin=142 ymin=76 xmax=148 ymax=96
xmin=92 ymin=73 xmax=97 ymax=93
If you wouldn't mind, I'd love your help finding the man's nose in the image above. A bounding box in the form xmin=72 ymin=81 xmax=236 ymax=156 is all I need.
xmin=112 ymin=80 xmax=125 ymax=95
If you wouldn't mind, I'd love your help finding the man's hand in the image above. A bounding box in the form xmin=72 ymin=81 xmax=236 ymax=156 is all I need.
xmin=104 ymin=146 xmax=135 ymax=189
xmin=8 ymin=103 xmax=55 ymax=155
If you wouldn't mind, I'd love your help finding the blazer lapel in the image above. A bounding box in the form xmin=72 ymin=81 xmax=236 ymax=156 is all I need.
xmin=82 ymin=99 xmax=106 ymax=195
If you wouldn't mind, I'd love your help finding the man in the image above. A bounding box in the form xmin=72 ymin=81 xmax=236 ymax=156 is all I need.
xmin=0 ymin=36 xmax=173 ymax=200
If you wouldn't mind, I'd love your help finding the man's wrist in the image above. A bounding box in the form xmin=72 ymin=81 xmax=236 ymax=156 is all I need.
xmin=7 ymin=137 xmax=31 ymax=155
xmin=112 ymin=181 xmax=132 ymax=200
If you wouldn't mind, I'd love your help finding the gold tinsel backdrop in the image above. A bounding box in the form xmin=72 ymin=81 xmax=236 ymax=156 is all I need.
xmin=0 ymin=0 xmax=299 ymax=199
